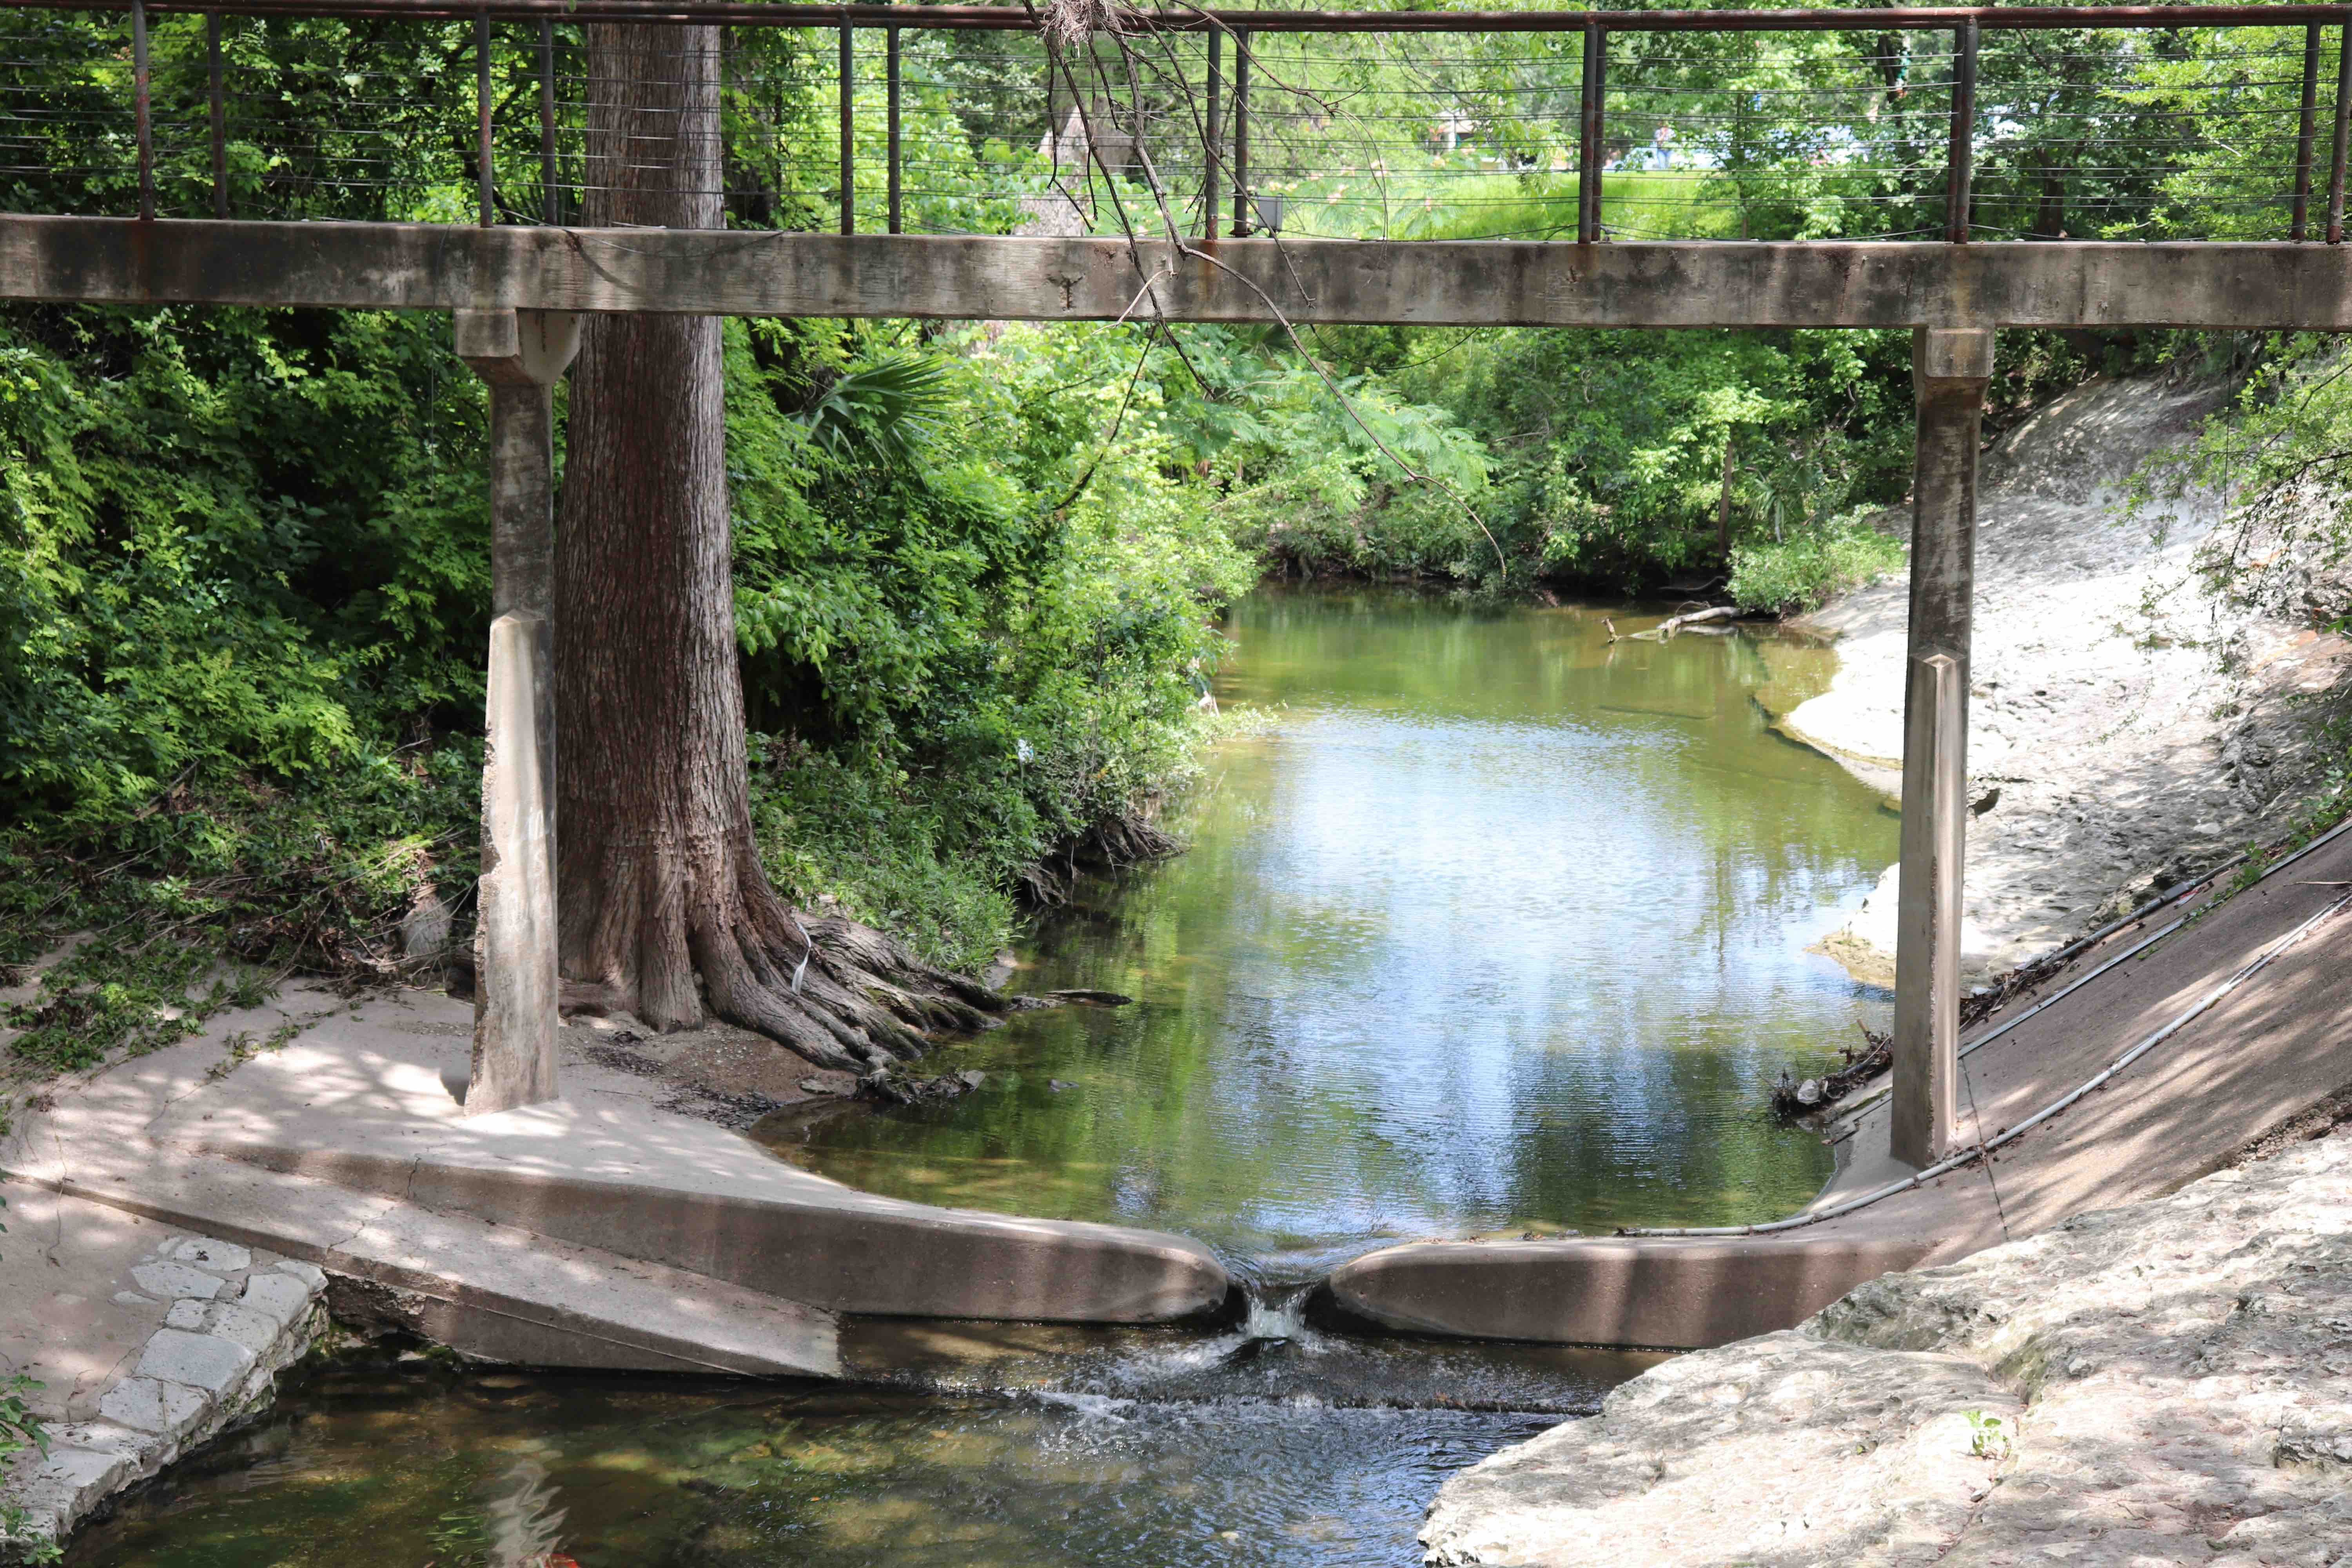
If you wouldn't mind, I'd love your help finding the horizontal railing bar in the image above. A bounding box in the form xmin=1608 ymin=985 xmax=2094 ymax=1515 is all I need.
xmin=7 ymin=0 xmax=2352 ymax=34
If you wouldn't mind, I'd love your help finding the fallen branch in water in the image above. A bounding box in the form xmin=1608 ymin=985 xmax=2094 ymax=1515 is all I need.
xmin=1657 ymin=605 xmax=1740 ymax=637
xmin=1771 ymin=1022 xmax=1891 ymax=1120
xmin=1610 ymin=605 xmax=1740 ymax=643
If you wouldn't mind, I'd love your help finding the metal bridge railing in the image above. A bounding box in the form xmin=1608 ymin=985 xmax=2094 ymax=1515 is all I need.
xmin=7 ymin=3 xmax=2352 ymax=243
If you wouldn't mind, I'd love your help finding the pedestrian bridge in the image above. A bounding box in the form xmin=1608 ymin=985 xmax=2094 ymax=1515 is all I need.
xmin=9 ymin=0 xmax=2352 ymax=1348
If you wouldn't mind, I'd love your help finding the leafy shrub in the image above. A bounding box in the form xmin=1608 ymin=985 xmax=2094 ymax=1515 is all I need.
xmin=1729 ymin=512 xmax=1907 ymax=614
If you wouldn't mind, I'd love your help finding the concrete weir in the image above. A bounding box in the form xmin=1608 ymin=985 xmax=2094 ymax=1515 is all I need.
xmin=1326 ymin=822 xmax=2352 ymax=1349
xmin=1 ymin=991 xmax=1232 ymax=1377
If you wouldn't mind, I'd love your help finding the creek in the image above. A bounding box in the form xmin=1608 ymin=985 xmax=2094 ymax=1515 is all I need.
xmin=65 ymin=586 xmax=1898 ymax=1568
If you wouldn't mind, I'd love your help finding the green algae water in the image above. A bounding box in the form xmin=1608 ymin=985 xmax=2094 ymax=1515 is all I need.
xmin=67 ymin=586 xmax=1896 ymax=1568
xmin=763 ymin=586 xmax=1898 ymax=1274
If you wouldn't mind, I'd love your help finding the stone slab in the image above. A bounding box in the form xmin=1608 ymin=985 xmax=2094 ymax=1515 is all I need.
xmin=127 ymin=1261 xmax=223 ymax=1301
xmin=0 ymin=1197 xmax=328 ymax=1558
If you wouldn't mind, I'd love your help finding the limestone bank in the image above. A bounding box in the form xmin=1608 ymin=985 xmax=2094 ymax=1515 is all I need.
xmin=1779 ymin=374 xmax=2352 ymax=985
xmin=1422 ymin=1118 xmax=2352 ymax=1566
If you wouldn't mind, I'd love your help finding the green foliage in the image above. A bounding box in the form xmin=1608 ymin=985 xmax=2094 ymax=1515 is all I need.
xmin=795 ymin=353 xmax=953 ymax=467
xmin=0 ymin=1370 xmax=59 ymax=1564
xmin=1964 ymin=1409 xmax=2014 ymax=1462
xmin=0 ymin=1376 xmax=48 ymax=1467
xmin=1729 ymin=511 xmax=1908 ymax=615
xmin=731 ymin=316 xmax=1253 ymax=966
xmin=1247 ymin=323 xmax=1918 ymax=593
xmin=0 ymin=303 xmax=1252 ymax=1061
xmin=0 ymin=305 xmax=490 ymax=822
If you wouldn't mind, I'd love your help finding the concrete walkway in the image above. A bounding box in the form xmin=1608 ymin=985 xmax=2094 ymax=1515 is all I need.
xmin=1 ymin=988 xmax=1232 ymax=1386
xmin=1327 ymin=822 xmax=2352 ymax=1348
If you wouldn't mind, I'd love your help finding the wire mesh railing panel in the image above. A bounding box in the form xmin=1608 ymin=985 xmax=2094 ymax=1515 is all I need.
xmin=1 ymin=6 xmax=2343 ymax=244
xmin=1589 ymin=35 xmax=1955 ymax=241
xmin=1965 ymin=27 xmax=2323 ymax=240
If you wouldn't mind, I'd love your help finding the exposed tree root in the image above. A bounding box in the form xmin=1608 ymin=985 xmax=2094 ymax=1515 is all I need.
xmin=695 ymin=904 xmax=1005 ymax=1074
xmin=686 ymin=854 xmax=1007 ymax=1073
xmin=1016 ymin=811 xmax=1186 ymax=907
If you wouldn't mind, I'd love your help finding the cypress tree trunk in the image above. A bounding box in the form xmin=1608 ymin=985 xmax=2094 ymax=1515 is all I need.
xmin=555 ymin=23 xmax=998 ymax=1070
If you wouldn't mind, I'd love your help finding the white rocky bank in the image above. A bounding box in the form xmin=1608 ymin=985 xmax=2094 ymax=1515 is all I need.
xmin=1423 ymin=1124 xmax=2352 ymax=1567
xmin=1783 ymin=375 xmax=2352 ymax=984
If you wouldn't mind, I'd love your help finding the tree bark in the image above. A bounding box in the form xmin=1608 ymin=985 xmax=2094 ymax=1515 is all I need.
xmin=555 ymin=22 xmax=998 ymax=1071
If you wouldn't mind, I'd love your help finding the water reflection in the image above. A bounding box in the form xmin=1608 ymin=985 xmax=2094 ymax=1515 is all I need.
xmin=765 ymin=587 xmax=1898 ymax=1272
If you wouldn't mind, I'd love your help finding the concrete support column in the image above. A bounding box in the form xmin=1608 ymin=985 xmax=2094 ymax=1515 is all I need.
xmin=456 ymin=308 xmax=580 ymax=1116
xmin=1891 ymin=326 xmax=1992 ymax=1170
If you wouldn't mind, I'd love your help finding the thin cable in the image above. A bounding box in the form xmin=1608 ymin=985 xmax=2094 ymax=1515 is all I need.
xmin=1958 ymin=1047 xmax=2012 ymax=1242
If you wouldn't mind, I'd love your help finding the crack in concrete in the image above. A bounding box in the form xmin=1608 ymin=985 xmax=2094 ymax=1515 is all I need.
xmin=321 ymin=1191 xmax=397 ymax=1259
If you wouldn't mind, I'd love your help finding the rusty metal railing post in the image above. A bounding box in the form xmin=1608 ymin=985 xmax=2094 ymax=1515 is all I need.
xmin=1201 ymin=24 xmax=1223 ymax=241
xmin=538 ymin=19 xmax=557 ymax=225
xmin=477 ymin=11 xmax=494 ymax=226
xmin=1230 ymin=27 xmax=1250 ymax=236
xmin=208 ymin=13 xmax=226 ymax=218
xmin=1578 ymin=20 xmax=1604 ymax=244
xmin=132 ymin=0 xmax=153 ymax=221
xmin=1945 ymin=18 xmax=1976 ymax=243
xmin=2330 ymin=9 xmax=2352 ymax=243
xmin=2295 ymin=21 xmax=2321 ymax=239
xmin=886 ymin=11 xmax=902 ymax=234
xmin=838 ymin=11 xmax=855 ymax=235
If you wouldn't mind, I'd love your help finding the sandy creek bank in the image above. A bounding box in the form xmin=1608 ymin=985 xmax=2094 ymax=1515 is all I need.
xmin=1773 ymin=374 xmax=2352 ymax=985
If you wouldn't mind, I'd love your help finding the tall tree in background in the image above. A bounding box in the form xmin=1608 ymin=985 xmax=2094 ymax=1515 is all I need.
xmin=556 ymin=22 xmax=998 ymax=1069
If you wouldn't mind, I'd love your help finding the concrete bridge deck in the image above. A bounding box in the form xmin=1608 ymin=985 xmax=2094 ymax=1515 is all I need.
xmin=9 ymin=217 xmax=2352 ymax=329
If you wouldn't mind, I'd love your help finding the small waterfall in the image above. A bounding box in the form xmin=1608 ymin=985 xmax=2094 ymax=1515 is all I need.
xmin=1236 ymin=1281 xmax=1316 ymax=1348
xmin=845 ymin=1269 xmax=1626 ymax=1416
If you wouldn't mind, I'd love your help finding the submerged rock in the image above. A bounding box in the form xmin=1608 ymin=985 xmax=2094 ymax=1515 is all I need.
xmin=1422 ymin=1123 xmax=2352 ymax=1566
